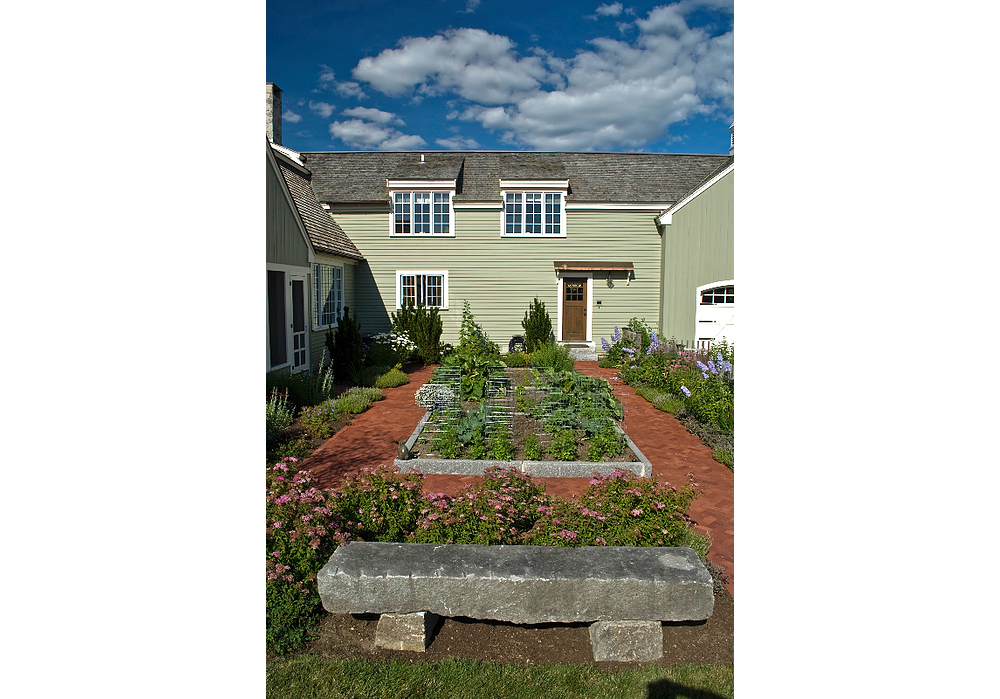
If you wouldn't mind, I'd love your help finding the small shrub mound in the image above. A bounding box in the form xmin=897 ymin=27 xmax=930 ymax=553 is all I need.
xmin=335 ymin=386 xmax=384 ymax=414
xmin=527 ymin=470 xmax=698 ymax=547
xmin=299 ymin=401 xmax=338 ymax=439
xmin=375 ymin=364 xmax=410 ymax=389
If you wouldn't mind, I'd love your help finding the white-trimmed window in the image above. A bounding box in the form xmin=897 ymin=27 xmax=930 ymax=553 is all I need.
xmin=700 ymin=285 xmax=734 ymax=305
xmin=389 ymin=179 xmax=456 ymax=236
xmin=314 ymin=263 xmax=343 ymax=328
xmin=499 ymin=180 xmax=568 ymax=237
xmin=396 ymin=271 xmax=448 ymax=309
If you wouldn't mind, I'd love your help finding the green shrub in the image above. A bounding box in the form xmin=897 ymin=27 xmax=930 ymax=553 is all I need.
xmin=410 ymin=467 xmax=550 ymax=545
xmin=713 ymin=448 xmax=734 ymax=470
xmin=548 ymin=429 xmax=578 ymax=461
xmin=328 ymin=306 xmax=364 ymax=382
xmin=266 ymin=460 xmax=344 ymax=656
xmin=270 ymin=435 xmax=314 ymax=462
xmin=521 ymin=297 xmax=553 ymax=352
xmin=431 ymin=428 xmax=461 ymax=458
xmin=487 ymin=430 xmax=515 ymax=461
xmin=375 ymin=364 xmax=410 ymax=389
xmin=503 ymin=351 xmax=531 ymax=368
xmin=524 ymin=433 xmax=542 ymax=460
xmin=529 ymin=341 xmax=575 ymax=372
xmin=331 ymin=465 xmax=424 ymax=543
xmin=266 ymin=357 xmax=338 ymax=410
xmin=391 ymin=302 xmax=443 ymax=364
xmin=299 ymin=401 xmax=337 ymax=439
xmin=526 ymin=470 xmax=697 ymax=547
xmin=466 ymin=433 xmax=487 ymax=460
xmin=335 ymin=386 xmax=383 ymax=414
xmin=267 ymin=388 xmax=294 ymax=442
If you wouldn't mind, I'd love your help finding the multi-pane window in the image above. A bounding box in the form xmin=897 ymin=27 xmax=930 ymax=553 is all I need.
xmin=398 ymin=271 xmax=447 ymax=309
xmin=504 ymin=191 xmax=563 ymax=235
xmin=314 ymin=264 xmax=343 ymax=327
xmin=392 ymin=191 xmax=451 ymax=235
xmin=700 ymin=285 xmax=734 ymax=305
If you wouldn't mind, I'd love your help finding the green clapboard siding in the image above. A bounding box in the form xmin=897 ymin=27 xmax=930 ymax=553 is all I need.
xmin=334 ymin=208 xmax=662 ymax=348
xmin=266 ymin=158 xmax=310 ymax=267
xmin=659 ymin=169 xmax=734 ymax=344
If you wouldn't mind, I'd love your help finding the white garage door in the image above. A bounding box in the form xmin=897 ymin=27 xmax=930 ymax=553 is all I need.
xmin=695 ymin=282 xmax=734 ymax=348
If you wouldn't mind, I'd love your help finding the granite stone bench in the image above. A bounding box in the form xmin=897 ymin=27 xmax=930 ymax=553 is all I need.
xmin=317 ymin=541 xmax=715 ymax=662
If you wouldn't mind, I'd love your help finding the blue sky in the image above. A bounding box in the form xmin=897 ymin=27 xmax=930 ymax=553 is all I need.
xmin=267 ymin=0 xmax=733 ymax=153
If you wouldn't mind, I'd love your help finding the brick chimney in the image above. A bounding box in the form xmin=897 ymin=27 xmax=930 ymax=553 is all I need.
xmin=266 ymin=83 xmax=282 ymax=145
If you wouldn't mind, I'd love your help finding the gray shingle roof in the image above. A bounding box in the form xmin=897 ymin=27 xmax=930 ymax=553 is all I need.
xmin=302 ymin=151 xmax=731 ymax=205
xmin=274 ymin=154 xmax=364 ymax=260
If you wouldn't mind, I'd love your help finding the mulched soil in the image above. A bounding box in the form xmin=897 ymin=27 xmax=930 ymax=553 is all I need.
xmin=299 ymin=588 xmax=733 ymax=667
xmin=294 ymin=361 xmax=735 ymax=667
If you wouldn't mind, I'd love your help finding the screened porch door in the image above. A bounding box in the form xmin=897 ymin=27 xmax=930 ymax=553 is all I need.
xmin=562 ymin=277 xmax=587 ymax=341
xmin=290 ymin=277 xmax=308 ymax=371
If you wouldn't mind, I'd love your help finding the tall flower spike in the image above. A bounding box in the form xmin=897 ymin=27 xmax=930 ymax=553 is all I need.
xmin=612 ymin=325 xmax=620 ymax=343
xmin=601 ymin=337 xmax=610 ymax=351
xmin=681 ymin=385 xmax=691 ymax=397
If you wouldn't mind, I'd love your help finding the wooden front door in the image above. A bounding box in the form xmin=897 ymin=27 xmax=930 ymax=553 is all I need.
xmin=562 ymin=277 xmax=587 ymax=341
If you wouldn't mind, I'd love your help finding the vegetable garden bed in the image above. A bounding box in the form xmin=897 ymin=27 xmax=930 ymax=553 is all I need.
xmin=395 ymin=367 xmax=652 ymax=477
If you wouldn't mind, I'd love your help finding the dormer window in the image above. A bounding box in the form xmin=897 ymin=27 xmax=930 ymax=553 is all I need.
xmin=388 ymin=179 xmax=456 ymax=237
xmin=499 ymin=179 xmax=569 ymax=237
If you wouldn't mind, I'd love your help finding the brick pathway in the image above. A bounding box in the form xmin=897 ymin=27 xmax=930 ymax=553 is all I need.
xmin=299 ymin=362 xmax=735 ymax=597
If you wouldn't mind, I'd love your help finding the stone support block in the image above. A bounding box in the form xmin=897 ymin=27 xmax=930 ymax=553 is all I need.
xmin=589 ymin=620 xmax=663 ymax=662
xmin=374 ymin=611 xmax=438 ymax=652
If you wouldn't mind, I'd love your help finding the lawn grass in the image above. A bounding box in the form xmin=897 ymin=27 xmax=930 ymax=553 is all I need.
xmin=266 ymin=656 xmax=734 ymax=699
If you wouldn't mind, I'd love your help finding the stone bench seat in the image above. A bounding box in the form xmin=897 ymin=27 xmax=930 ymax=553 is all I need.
xmin=317 ymin=541 xmax=714 ymax=661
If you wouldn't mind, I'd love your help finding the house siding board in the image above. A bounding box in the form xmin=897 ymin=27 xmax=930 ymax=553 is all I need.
xmin=267 ymin=159 xmax=310 ymax=267
xmin=659 ymin=170 xmax=734 ymax=343
xmin=332 ymin=207 xmax=661 ymax=348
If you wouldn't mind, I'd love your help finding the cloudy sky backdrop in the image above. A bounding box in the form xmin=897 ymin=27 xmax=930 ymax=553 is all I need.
xmin=267 ymin=0 xmax=733 ymax=153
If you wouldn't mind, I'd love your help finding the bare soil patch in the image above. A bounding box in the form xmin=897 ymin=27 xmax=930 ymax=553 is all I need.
xmin=297 ymin=587 xmax=732 ymax=667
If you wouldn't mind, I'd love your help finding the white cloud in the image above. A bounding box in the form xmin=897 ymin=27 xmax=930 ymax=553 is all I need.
xmin=435 ymin=135 xmax=480 ymax=149
xmin=328 ymin=119 xmax=427 ymax=150
xmin=595 ymin=3 xmax=623 ymax=17
xmin=308 ymin=101 xmax=336 ymax=118
xmin=317 ymin=63 xmax=369 ymax=99
xmin=348 ymin=3 xmax=732 ymax=150
xmin=334 ymin=81 xmax=368 ymax=99
xmin=462 ymin=0 xmax=481 ymax=13
xmin=352 ymin=28 xmax=549 ymax=105
xmin=341 ymin=107 xmax=404 ymax=125
xmin=282 ymin=110 xmax=302 ymax=124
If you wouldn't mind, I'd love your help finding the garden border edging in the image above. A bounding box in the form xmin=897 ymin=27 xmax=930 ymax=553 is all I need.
xmin=395 ymin=410 xmax=652 ymax=477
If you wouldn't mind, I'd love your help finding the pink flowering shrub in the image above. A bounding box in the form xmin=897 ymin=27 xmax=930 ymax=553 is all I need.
xmin=410 ymin=466 xmax=550 ymax=545
xmin=527 ymin=470 xmax=698 ymax=548
xmin=330 ymin=465 xmax=424 ymax=543
xmin=266 ymin=457 xmax=347 ymax=656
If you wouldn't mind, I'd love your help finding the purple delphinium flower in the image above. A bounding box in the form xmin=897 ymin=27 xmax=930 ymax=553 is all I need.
xmin=696 ymin=360 xmax=708 ymax=371
xmin=601 ymin=337 xmax=610 ymax=351
xmin=707 ymin=360 xmax=717 ymax=374
xmin=623 ymin=347 xmax=635 ymax=357
xmin=612 ymin=325 xmax=620 ymax=343
xmin=717 ymin=352 xmax=724 ymax=364
xmin=725 ymin=360 xmax=733 ymax=373
xmin=702 ymin=372 xmax=709 ymax=379
xmin=681 ymin=385 xmax=691 ymax=397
